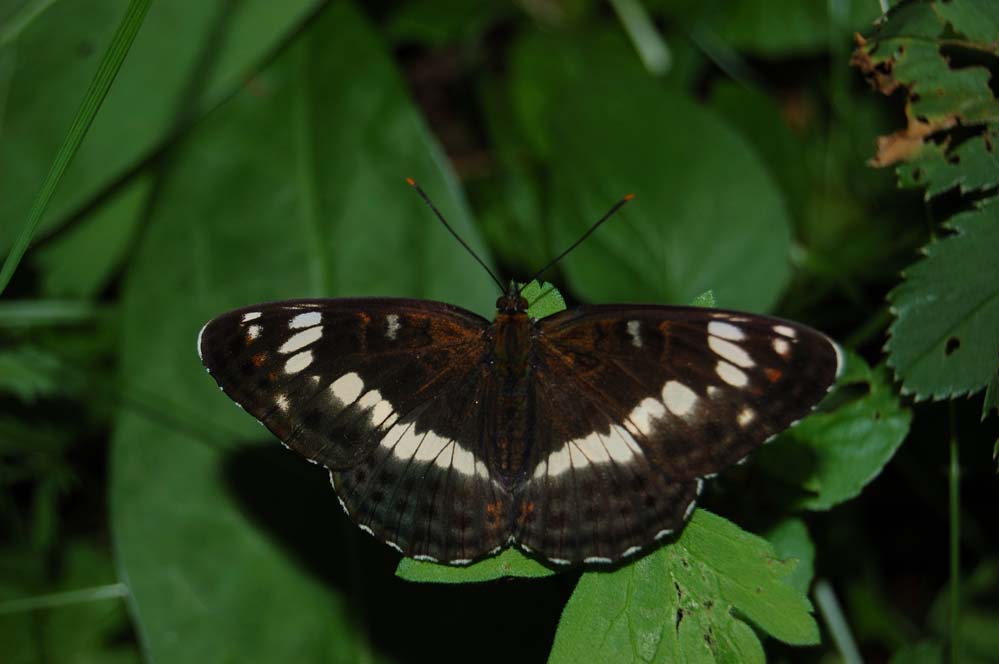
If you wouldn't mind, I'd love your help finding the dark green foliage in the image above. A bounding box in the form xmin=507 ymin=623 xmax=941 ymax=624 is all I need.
xmin=2 ymin=0 xmax=997 ymax=662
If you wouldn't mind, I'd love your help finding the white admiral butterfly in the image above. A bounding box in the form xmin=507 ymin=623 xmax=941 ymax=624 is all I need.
xmin=198 ymin=181 xmax=842 ymax=566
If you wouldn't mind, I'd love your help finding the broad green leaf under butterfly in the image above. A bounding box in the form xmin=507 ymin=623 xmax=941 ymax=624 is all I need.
xmin=886 ymin=200 xmax=999 ymax=401
xmin=111 ymin=2 xmax=492 ymax=662
xmin=757 ymin=351 xmax=911 ymax=510
xmin=549 ymin=510 xmax=819 ymax=664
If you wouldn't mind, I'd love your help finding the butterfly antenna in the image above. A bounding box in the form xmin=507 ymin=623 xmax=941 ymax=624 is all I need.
xmin=520 ymin=193 xmax=635 ymax=293
xmin=407 ymin=178 xmax=506 ymax=292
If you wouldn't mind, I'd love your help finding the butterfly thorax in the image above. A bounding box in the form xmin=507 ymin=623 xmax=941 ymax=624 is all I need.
xmin=488 ymin=293 xmax=535 ymax=483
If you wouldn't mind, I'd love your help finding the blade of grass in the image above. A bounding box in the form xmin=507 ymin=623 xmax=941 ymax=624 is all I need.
xmin=0 ymin=583 xmax=129 ymax=614
xmin=0 ymin=0 xmax=152 ymax=295
xmin=0 ymin=300 xmax=102 ymax=325
xmin=608 ymin=0 xmax=671 ymax=76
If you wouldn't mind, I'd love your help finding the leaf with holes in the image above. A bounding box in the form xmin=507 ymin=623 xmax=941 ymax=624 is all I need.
xmin=757 ymin=351 xmax=911 ymax=509
xmin=851 ymin=0 xmax=999 ymax=180
xmin=886 ymin=199 xmax=999 ymax=400
xmin=548 ymin=510 xmax=818 ymax=664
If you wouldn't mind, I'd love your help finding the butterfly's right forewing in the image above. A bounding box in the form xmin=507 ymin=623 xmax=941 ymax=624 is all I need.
xmin=199 ymin=298 xmax=510 ymax=563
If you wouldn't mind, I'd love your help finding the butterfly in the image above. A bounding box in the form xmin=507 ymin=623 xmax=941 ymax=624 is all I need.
xmin=198 ymin=181 xmax=842 ymax=566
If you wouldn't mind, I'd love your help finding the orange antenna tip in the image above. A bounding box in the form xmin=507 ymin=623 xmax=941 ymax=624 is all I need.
xmin=624 ymin=193 xmax=635 ymax=201
xmin=405 ymin=177 xmax=416 ymax=186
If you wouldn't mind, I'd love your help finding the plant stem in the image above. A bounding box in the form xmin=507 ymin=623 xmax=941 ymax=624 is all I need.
xmin=949 ymin=403 xmax=960 ymax=663
xmin=814 ymin=579 xmax=863 ymax=664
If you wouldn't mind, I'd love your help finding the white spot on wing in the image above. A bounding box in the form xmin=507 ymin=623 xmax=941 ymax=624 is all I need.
xmin=707 ymin=321 xmax=745 ymax=341
xmin=626 ymin=320 xmax=642 ymax=348
xmin=622 ymin=545 xmax=642 ymax=557
xmin=279 ymin=326 xmax=322 ymax=353
xmin=196 ymin=322 xmax=208 ymax=361
xmin=284 ymin=350 xmax=314 ymax=374
xmin=246 ymin=324 xmax=262 ymax=341
xmin=575 ymin=432 xmax=611 ymax=464
xmin=708 ymin=335 xmax=754 ymax=368
xmin=584 ymin=556 xmax=612 ymax=564
xmin=546 ymin=446 xmax=571 ymax=477
xmin=289 ymin=311 xmax=322 ymax=329
xmin=628 ymin=398 xmax=666 ymax=435
xmin=774 ymin=324 xmax=796 ymax=338
xmin=330 ymin=372 xmax=363 ymax=404
xmin=662 ymin=381 xmax=698 ymax=417
xmin=535 ymin=425 xmax=642 ymax=478
xmin=275 ymin=394 xmax=289 ymax=412
xmin=386 ymin=314 xmax=400 ymax=340
xmin=737 ymin=407 xmax=756 ymax=427
xmin=242 ymin=311 xmax=262 ymax=322
xmin=716 ymin=360 xmax=748 ymax=387
xmin=773 ymin=337 xmax=791 ymax=357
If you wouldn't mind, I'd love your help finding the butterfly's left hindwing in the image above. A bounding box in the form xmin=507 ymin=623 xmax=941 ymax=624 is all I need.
xmin=198 ymin=299 xmax=509 ymax=563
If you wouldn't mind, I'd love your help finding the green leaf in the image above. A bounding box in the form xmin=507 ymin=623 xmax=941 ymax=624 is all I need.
xmin=510 ymin=28 xmax=792 ymax=312
xmin=396 ymin=548 xmax=555 ymax=584
xmin=523 ymin=280 xmax=568 ymax=318
xmin=853 ymin=1 xmax=999 ymax=174
xmin=689 ymin=290 xmax=716 ymax=308
xmin=0 ymin=0 xmax=324 ymax=254
xmin=110 ymin=3 xmax=494 ymax=662
xmin=549 ymin=511 xmax=819 ymax=664
xmin=758 ymin=351 xmax=911 ymax=510
xmin=32 ymin=177 xmax=150 ymax=298
xmin=765 ymin=519 xmax=815 ymax=596
xmin=886 ymin=199 xmax=999 ymax=400
xmin=0 ymin=0 xmax=151 ymax=295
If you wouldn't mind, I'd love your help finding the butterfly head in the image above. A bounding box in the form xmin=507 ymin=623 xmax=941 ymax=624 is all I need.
xmin=496 ymin=289 xmax=529 ymax=314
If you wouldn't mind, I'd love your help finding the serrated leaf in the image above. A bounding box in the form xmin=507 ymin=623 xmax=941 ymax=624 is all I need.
xmin=689 ymin=290 xmax=716 ymax=308
xmin=396 ymin=548 xmax=555 ymax=584
xmin=758 ymin=351 xmax=911 ymax=510
xmin=886 ymin=199 xmax=999 ymax=400
xmin=523 ymin=280 xmax=567 ymax=319
xmin=548 ymin=510 xmax=818 ymax=664
xmin=853 ymin=1 xmax=999 ymax=173
xmin=0 ymin=347 xmax=61 ymax=401
xmin=110 ymin=3 xmax=493 ymax=662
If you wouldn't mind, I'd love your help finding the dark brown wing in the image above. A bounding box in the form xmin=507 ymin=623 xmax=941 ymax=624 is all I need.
xmin=198 ymin=298 xmax=509 ymax=564
xmin=513 ymin=305 xmax=842 ymax=564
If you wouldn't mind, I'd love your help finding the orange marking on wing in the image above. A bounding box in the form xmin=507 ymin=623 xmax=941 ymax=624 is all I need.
xmin=517 ymin=501 xmax=535 ymax=525
xmin=251 ymin=352 xmax=268 ymax=367
xmin=765 ymin=367 xmax=783 ymax=383
xmin=267 ymin=371 xmax=278 ymax=382
xmin=485 ymin=500 xmax=504 ymax=529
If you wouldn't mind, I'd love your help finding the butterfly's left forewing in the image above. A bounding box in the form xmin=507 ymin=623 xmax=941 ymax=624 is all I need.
xmin=513 ymin=305 xmax=842 ymax=563
xmin=199 ymin=298 xmax=509 ymax=563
